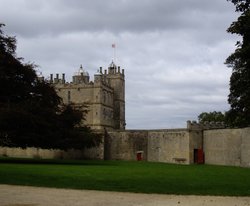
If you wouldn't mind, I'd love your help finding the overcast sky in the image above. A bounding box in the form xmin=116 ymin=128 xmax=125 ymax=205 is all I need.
xmin=0 ymin=0 xmax=240 ymax=129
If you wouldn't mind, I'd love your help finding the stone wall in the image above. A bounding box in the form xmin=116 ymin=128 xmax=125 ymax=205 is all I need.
xmin=147 ymin=130 xmax=190 ymax=164
xmin=105 ymin=127 xmax=250 ymax=167
xmin=1 ymin=126 xmax=250 ymax=167
xmin=204 ymin=128 xmax=250 ymax=167
xmin=189 ymin=130 xmax=203 ymax=164
xmin=52 ymin=63 xmax=126 ymax=131
xmin=106 ymin=129 xmax=191 ymax=164
xmin=241 ymin=128 xmax=250 ymax=167
xmin=105 ymin=130 xmax=148 ymax=161
xmin=0 ymin=144 xmax=103 ymax=160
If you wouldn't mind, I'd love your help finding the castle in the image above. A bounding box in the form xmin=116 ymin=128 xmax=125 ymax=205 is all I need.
xmin=49 ymin=61 xmax=126 ymax=130
xmin=1 ymin=61 xmax=250 ymax=168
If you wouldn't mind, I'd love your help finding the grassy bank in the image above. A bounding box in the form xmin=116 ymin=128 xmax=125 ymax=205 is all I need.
xmin=0 ymin=157 xmax=249 ymax=196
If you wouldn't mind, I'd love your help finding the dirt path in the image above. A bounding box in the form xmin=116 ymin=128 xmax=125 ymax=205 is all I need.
xmin=0 ymin=184 xmax=250 ymax=206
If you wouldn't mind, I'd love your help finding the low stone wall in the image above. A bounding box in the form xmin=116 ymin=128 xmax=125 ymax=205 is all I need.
xmin=106 ymin=129 xmax=190 ymax=164
xmin=189 ymin=130 xmax=203 ymax=164
xmin=147 ymin=130 xmax=190 ymax=164
xmin=241 ymin=128 xmax=250 ymax=167
xmin=1 ymin=127 xmax=249 ymax=167
xmin=204 ymin=128 xmax=250 ymax=167
xmin=0 ymin=147 xmax=62 ymax=159
xmin=106 ymin=130 xmax=148 ymax=161
xmin=83 ymin=144 xmax=104 ymax=160
xmin=0 ymin=144 xmax=104 ymax=160
xmin=106 ymin=127 xmax=250 ymax=167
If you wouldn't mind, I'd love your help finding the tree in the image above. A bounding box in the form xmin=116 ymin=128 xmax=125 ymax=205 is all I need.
xmin=225 ymin=0 xmax=250 ymax=127
xmin=198 ymin=111 xmax=226 ymax=123
xmin=228 ymin=0 xmax=250 ymax=12
xmin=0 ymin=24 xmax=101 ymax=149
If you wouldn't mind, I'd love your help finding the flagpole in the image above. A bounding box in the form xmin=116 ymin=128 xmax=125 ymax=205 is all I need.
xmin=112 ymin=43 xmax=116 ymax=63
xmin=114 ymin=46 xmax=116 ymax=63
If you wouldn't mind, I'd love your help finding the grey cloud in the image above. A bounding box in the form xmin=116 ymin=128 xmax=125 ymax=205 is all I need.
xmin=1 ymin=0 xmax=238 ymax=38
xmin=0 ymin=0 xmax=237 ymax=129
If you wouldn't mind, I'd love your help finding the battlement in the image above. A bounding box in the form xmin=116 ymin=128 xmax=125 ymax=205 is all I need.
xmin=187 ymin=120 xmax=225 ymax=131
xmin=104 ymin=61 xmax=125 ymax=76
xmin=49 ymin=73 xmax=66 ymax=84
xmin=48 ymin=62 xmax=125 ymax=130
xmin=50 ymin=63 xmax=124 ymax=87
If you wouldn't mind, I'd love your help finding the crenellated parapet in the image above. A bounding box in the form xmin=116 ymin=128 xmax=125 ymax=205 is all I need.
xmin=187 ymin=120 xmax=225 ymax=131
xmin=46 ymin=62 xmax=125 ymax=130
xmin=49 ymin=73 xmax=66 ymax=84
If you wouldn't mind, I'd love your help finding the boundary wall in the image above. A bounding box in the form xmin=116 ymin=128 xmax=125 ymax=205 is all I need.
xmin=204 ymin=127 xmax=250 ymax=167
xmin=0 ymin=145 xmax=103 ymax=160
xmin=105 ymin=129 xmax=200 ymax=165
xmin=1 ymin=123 xmax=249 ymax=168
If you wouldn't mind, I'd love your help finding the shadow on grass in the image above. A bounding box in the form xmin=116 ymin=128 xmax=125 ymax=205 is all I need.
xmin=0 ymin=157 xmax=118 ymax=166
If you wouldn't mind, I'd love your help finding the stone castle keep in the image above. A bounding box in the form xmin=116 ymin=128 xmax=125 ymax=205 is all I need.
xmin=49 ymin=62 xmax=125 ymax=130
xmin=1 ymin=62 xmax=250 ymax=167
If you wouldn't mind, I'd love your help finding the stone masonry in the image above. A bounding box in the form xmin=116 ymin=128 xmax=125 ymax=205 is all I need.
xmin=50 ymin=62 xmax=125 ymax=130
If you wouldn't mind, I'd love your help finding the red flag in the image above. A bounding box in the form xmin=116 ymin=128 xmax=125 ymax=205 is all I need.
xmin=112 ymin=44 xmax=116 ymax=48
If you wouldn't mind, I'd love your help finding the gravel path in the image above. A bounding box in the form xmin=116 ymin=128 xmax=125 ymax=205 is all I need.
xmin=0 ymin=184 xmax=250 ymax=206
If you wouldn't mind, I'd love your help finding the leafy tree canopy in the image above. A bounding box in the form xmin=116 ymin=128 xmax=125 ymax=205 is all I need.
xmin=0 ymin=24 xmax=101 ymax=149
xmin=225 ymin=1 xmax=250 ymax=127
xmin=198 ymin=111 xmax=226 ymax=123
xmin=228 ymin=0 xmax=250 ymax=12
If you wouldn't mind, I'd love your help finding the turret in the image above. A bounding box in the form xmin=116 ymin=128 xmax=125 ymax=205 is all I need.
xmin=105 ymin=61 xmax=126 ymax=129
xmin=72 ymin=65 xmax=90 ymax=84
xmin=94 ymin=69 xmax=102 ymax=83
xmin=50 ymin=73 xmax=66 ymax=84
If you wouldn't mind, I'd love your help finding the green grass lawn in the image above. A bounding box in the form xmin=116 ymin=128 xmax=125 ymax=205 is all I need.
xmin=0 ymin=157 xmax=249 ymax=196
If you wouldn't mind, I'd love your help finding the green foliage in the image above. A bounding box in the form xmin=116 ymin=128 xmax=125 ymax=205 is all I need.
xmin=0 ymin=158 xmax=250 ymax=196
xmin=228 ymin=0 xmax=250 ymax=12
xmin=0 ymin=24 xmax=101 ymax=149
xmin=225 ymin=1 xmax=250 ymax=127
xmin=198 ymin=111 xmax=226 ymax=123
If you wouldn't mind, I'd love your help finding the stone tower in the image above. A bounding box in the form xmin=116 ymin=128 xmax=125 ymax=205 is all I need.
xmin=105 ymin=61 xmax=125 ymax=130
xmin=50 ymin=62 xmax=125 ymax=131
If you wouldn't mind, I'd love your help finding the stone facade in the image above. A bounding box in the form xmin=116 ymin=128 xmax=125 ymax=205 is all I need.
xmin=204 ymin=127 xmax=250 ymax=167
xmin=103 ymin=126 xmax=250 ymax=167
xmin=2 ymin=61 xmax=250 ymax=167
xmin=103 ymin=122 xmax=227 ymax=165
xmin=1 ymin=124 xmax=250 ymax=167
xmin=50 ymin=62 xmax=125 ymax=130
xmin=147 ymin=130 xmax=190 ymax=164
xmin=0 ymin=146 xmax=103 ymax=160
